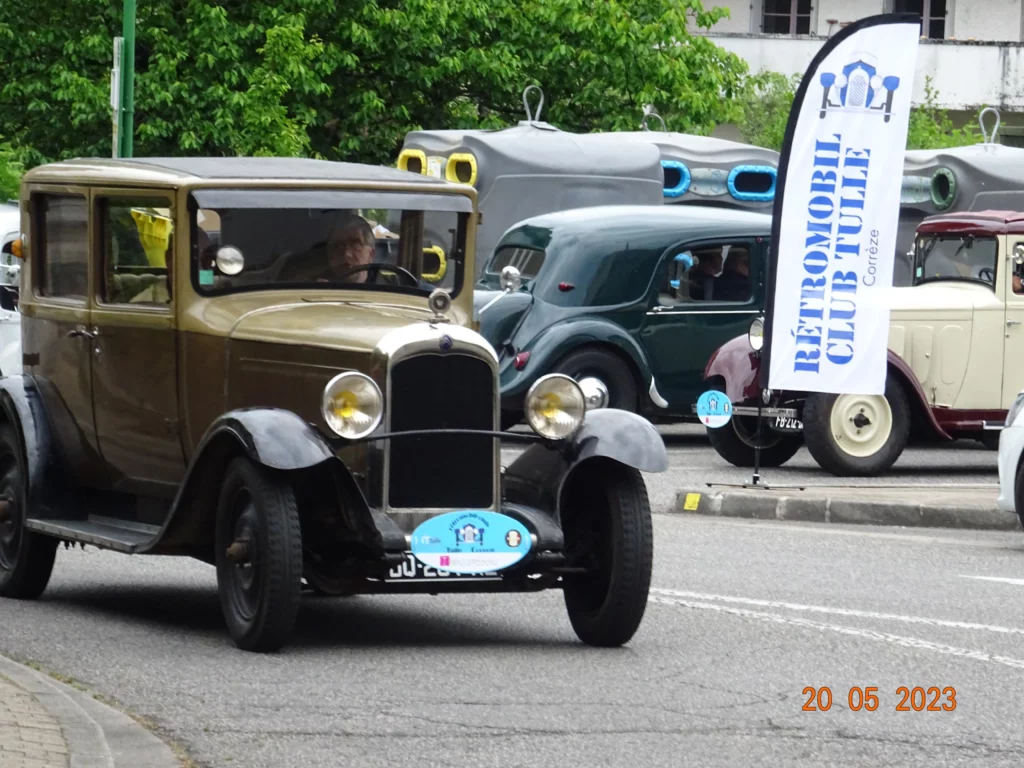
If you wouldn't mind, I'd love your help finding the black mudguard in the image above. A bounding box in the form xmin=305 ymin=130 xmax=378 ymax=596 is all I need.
xmin=502 ymin=408 xmax=668 ymax=516
xmin=0 ymin=376 xmax=78 ymax=521
xmin=145 ymin=408 xmax=402 ymax=559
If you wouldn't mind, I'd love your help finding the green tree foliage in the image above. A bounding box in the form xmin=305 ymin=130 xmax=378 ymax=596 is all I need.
xmin=905 ymin=76 xmax=983 ymax=150
xmin=0 ymin=140 xmax=21 ymax=201
xmin=737 ymin=69 xmax=983 ymax=152
xmin=0 ymin=0 xmax=750 ymax=169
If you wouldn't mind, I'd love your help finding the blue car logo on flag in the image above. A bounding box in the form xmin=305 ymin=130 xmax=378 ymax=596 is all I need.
xmin=818 ymin=52 xmax=901 ymax=122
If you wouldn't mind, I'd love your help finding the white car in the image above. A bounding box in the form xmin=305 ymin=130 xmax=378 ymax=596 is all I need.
xmin=998 ymin=391 xmax=1024 ymax=520
xmin=0 ymin=202 xmax=21 ymax=377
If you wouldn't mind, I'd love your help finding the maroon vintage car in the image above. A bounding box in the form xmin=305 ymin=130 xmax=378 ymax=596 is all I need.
xmin=702 ymin=209 xmax=1024 ymax=476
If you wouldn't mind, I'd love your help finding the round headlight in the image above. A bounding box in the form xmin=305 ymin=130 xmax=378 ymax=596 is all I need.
xmin=525 ymin=374 xmax=586 ymax=439
xmin=748 ymin=316 xmax=764 ymax=351
xmin=322 ymin=372 xmax=383 ymax=439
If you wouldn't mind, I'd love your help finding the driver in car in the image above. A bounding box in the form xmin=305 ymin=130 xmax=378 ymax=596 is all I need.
xmin=321 ymin=213 xmax=377 ymax=283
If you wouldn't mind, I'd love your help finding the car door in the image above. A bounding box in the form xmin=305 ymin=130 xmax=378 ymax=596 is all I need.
xmin=1003 ymin=234 xmax=1024 ymax=409
xmin=639 ymin=236 xmax=765 ymax=408
xmin=21 ymin=188 xmax=109 ymax=487
xmin=89 ymin=189 xmax=185 ymax=496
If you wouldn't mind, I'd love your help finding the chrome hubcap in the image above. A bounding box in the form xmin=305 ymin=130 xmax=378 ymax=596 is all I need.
xmin=577 ymin=377 xmax=609 ymax=410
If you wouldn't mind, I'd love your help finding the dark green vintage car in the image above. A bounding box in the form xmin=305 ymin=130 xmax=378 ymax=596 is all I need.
xmin=473 ymin=205 xmax=772 ymax=426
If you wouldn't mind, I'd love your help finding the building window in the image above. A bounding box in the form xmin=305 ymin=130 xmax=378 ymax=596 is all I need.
xmin=892 ymin=0 xmax=947 ymax=39
xmin=763 ymin=0 xmax=813 ymax=35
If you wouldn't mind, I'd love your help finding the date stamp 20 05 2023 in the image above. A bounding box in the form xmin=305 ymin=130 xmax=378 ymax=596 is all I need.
xmin=803 ymin=686 xmax=957 ymax=712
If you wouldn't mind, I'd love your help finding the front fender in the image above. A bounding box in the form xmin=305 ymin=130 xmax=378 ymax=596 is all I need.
xmin=703 ymin=333 xmax=761 ymax=403
xmin=501 ymin=317 xmax=651 ymax=398
xmin=0 ymin=375 xmax=75 ymax=520
xmin=142 ymin=408 xmax=389 ymax=560
xmin=502 ymin=409 xmax=668 ymax=515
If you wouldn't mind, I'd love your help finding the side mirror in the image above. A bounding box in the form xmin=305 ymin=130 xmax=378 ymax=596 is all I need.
xmin=500 ymin=265 xmax=522 ymax=293
xmin=1013 ymin=244 xmax=1024 ymax=265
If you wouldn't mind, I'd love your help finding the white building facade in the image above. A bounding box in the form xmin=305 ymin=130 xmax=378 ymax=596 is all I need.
xmin=705 ymin=1 xmax=1024 ymax=115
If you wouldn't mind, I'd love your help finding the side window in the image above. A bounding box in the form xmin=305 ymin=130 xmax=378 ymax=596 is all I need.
xmin=99 ymin=197 xmax=174 ymax=306
xmin=487 ymin=246 xmax=546 ymax=280
xmin=658 ymin=243 xmax=753 ymax=307
xmin=36 ymin=194 xmax=88 ymax=300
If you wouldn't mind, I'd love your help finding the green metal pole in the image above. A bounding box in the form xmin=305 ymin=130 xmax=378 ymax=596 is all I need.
xmin=119 ymin=0 xmax=137 ymax=158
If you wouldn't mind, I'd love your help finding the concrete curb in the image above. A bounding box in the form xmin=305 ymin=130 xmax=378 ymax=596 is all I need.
xmin=671 ymin=484 xmax=1021 ymax=531
xmin=0 ymin=653 xmax=180 ymax=768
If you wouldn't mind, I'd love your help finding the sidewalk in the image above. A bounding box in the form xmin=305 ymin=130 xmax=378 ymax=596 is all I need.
xmin=672 ymin=483 xmax=1019 ymax=530
xmin=0 ymin=674 xmax=68 ymax=767
xmin=0 ymin=653 xmax=180 ymax=768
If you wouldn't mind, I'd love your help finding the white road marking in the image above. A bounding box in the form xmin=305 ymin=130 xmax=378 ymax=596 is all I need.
xmin=650 ymin=588 xmax=1024 ymax=636
xmin=649 ymin=595 xmax=1024 ymax=671
xmin=959 ymin=575 xmax=1024 ymax=586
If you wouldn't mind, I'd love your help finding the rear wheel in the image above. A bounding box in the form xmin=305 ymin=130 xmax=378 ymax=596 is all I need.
xmin=562 ymin=459 xmax=653 ymax=647
xmin=706 ymin=414 xmax=802 ymax=468
xmin=0 ymin=424 xmax=57 ymax=599
xmin=215 ymin=457 xmax=303 ymax=652
xmin=803 ymin=377 xmax=911 ymax=477
xmin=552 ymin=347 xmax=639 ymax=412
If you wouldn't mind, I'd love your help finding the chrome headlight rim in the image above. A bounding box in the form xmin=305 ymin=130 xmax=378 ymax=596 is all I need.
xmin=748 ymin=316 xmax=765 ymax=352
xmin=524 ymin=373 xmax=587 ymax=440
xmin=321 ymin=371 xmax=384 ymax=440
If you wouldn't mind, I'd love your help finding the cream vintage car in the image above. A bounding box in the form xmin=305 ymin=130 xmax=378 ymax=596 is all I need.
xmin=703 ymin=209 xmax=1024 ymax=476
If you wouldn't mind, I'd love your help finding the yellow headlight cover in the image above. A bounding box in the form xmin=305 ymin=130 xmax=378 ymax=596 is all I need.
xmin=322 ymin=373 xmax=383 ymax=439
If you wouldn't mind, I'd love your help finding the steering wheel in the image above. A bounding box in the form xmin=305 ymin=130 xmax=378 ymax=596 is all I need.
xmin=978 ymin=267 xmax=995 ymax=283
xmin=329 ymin=263 xmax=421 ymax=287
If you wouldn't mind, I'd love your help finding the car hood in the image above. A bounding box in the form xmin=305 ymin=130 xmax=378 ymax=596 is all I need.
xmin=888 ymin=282 xmax=999 ymax=319
xmin=227 ymin=299 xmax=441 ymax=352
xmin=473 ymin=289 xmax=534 ymax=347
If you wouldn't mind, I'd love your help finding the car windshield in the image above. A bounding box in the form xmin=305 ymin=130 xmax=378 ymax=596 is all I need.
xmin=913 ymin=233 xmax=998 ymax=288
xmin=190 ymin=188 xmax=472 ymax=297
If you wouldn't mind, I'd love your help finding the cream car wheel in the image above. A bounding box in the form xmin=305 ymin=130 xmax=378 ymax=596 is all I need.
xmin=803 ymin=378 xmax=911 ymax=477
xmin=828 ymin=394 xmax=892 ymax=458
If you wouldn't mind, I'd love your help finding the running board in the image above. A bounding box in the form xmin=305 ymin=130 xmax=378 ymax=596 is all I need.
xmin=24 ymin=516 xmax=160 ymax=553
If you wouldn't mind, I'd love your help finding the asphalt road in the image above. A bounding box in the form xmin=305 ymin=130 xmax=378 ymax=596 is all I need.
xmin=0 ymin=431 xmax=1015 ymax=768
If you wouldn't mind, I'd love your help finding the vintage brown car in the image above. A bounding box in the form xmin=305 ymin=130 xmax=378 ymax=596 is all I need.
xmin=0 ymin=157 xmax=667 ymax=652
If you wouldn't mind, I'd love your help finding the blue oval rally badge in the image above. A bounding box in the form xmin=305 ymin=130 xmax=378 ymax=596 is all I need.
xmin=696 ymin=389 xmax=732 ymax=429
xmin=410 ymin=511 xmax=532 ymax=574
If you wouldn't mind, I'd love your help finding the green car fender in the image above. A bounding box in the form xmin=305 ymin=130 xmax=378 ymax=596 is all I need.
xmin=499 ymin=317 xmax=652 ymax=399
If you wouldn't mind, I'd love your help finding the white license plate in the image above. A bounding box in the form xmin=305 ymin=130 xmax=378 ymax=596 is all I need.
xmin=385 ymin=552 xmax=501 ymax=582
xmin=773 ymin=416 xmax=803 ymax=431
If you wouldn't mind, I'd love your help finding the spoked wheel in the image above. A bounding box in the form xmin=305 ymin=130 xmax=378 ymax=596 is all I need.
xmin=215 ymin=457 xmax=302 ymax=652
xmin=803 ymin=377 xmax=911 ymax=477
xmin=0 ymin=424 xmax=57 ymax=599
xmin=561 ymin=458 xmax=653 ymax=647
xmin=706 ymin=413 xmax=802 ymax=468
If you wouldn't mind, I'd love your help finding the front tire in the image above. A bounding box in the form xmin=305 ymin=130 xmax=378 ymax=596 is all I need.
xmin=0 ymin=424 xmax=57 ymax=599
xmin=706 ymin=415 xmax=802 ymax=468
xmin=215 ymin=457 xmax=303 ymax=652
xmin=562 ymin=458 xmax=653 ymax=647
xmin=803 ymin=377 xmax=911 ymax=477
